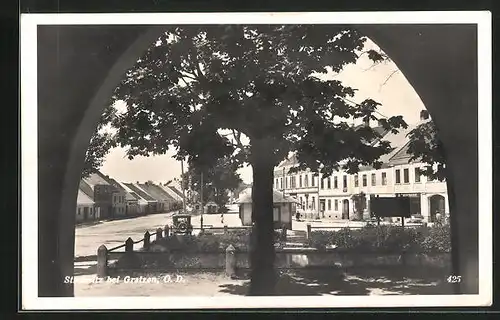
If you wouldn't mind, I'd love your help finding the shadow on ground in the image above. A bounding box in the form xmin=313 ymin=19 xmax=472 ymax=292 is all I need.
xmin=218 ymin=267 xmax=453 ymax=296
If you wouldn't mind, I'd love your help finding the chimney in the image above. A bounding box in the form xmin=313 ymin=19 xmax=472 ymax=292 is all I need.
xmin=363 ymin=118 xmax=370 ymax=127
xmin=420 ymin=110 xmax=430 ymax=121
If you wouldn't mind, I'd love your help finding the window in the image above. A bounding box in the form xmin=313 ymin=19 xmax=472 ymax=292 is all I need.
xmin=312 ymin=175 xmax=315 ymax=187
xmin=333 ymin=176 xmax=338 ymax=189
xmin=414 ymin=167 xmax=421 ymax=183
xmin=327 ymin=199 xmax=331 ymax=210
xmin=321 ymin=178 xmax=324 ymax=189
xmin=371 ymin=173 xmax=376 ymax=186
xmin=280 ymin=178 xmax=283 ymax=189
xmin=343 ymin=176 xmax=348 ymax=190
xmin=334 ymin=200 xmax=338 ymax=211
xmin=327 ymin=177 xmax=331 ymax=189
xmin=403 ymin=168 xmax=409 ymax=183
xmin=113 ymin=195 xmax=116 ymax=203
xmin=305 ymin=175 xmax=309 ymax=187
xmin=354 ymin=175 xmax=359 ymax=187
xmin=299 ymin=175 xmax=303 ymax=188
xmin=382 ymin=172 xmax=387 ymax=185
xmin=395 ymin=169 xmax=401 ymax=184
xmin=311 ymin=197 xmax=315 ymax=210
xmin=362 ymin=174 xmax=367 ymax=187
xmin=275 ymin=178 xmax=279 ymax=188
xmin=77 ymin=208 xmax=81 ymax=215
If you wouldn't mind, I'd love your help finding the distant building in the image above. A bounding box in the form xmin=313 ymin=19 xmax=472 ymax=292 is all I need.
xmin=96 ymin=172 xmax=127 ymax=218
xmin=82 ymin=172 xmax=116 ymax=219
xmin=273 ymin=111 xmax=448 ymax=223
xmin=237 ymin=188 xmax=298 ymax=229
xmin=76 ymin=187 xmax=98 ymax=223
xmin=139 ymin=182 xmax=178 ymax=212
xmin=117 ymin=182 xmax=147 ymax=215
xmin=124 ymin=183 xmax=159 ymax=214
xmin=158 ymin=183 xmax=183 ymax=203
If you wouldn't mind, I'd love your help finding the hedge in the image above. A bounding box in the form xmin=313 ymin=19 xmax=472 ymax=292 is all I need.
xmin=151 ymin=229 xmax=251 ymax=253
xmin=308 ymin=224 xmax=450 ymax=253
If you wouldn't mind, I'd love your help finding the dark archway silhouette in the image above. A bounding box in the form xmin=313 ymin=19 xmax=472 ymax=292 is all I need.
xmin=35 ymin=24 xmax=480 ymax=297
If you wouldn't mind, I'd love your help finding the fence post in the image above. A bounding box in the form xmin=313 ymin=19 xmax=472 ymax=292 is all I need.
xmin=156 ymin=227 xmax=163 ymax=241
xmin=225 ymin=245 xmax=236 ymax=279
xmin=164 ymin=225 xmax=170 ymax=237
xmin=224 ymin=225 xmax=228 ymax=234
xmin=97 ymin=245 xmax=108 ymax=278
xmin=125 ymin=237 xmax=134 ymax=252
xmin=306 ymin=223 xmax=312 ymax=240
xmin=143 ymin=231 xmax=151 ymax=250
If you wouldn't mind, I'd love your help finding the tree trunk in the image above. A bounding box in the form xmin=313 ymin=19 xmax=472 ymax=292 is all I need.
xmin=248 ymin=143 xmax=277 ymax=295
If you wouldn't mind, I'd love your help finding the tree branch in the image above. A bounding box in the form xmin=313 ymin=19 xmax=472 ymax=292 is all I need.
xmin=378 ymin=69 xmax=399 ymax=92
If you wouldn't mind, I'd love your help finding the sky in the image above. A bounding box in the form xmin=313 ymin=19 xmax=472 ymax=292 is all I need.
xmin=100 ymin=38 xmax=425 ymax=185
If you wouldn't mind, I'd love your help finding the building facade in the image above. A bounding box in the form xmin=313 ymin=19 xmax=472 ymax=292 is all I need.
xmin=273 ymin=112 xmax=448 ymax=223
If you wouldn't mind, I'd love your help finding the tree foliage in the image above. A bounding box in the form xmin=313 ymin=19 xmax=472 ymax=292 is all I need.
xmin=81 ymin=106 xmax=117 ymax=178
xmin=182 ymin=157 xmax=242 ymax=211
xmin=103 ymin=25 xmax=407 ymax=174
xmin=406 ymin=119 xmax=447 ymax=182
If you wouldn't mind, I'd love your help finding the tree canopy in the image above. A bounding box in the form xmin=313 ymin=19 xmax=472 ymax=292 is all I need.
xmin=104 ymin=25 xmax=407 ymax=174
xmin=406 ymin=117 xmax=447 ymax=181
xmin=86 ymin=25 xmax=411 ymax=295
xmin=182 ymin=156 xmax=242 ymax=211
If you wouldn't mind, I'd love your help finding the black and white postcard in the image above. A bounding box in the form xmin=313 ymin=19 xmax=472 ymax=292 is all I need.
xmin=21 ymin=11 xmax=492 ymax=309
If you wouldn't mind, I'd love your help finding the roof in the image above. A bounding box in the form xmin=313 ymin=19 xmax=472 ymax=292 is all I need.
xmin=236 ymin=188 xmax=300 ymax=204
xmin=79 ymin=180 xmax=94 ymax=200
xmin=167 ymin=185 xmax=184 ymax=198
xmin=83 ymin=172 xmax=111 ymax=188
xmin=77 ymin=189 xmax=94 ymax=205
xmin=124 ymin=183 xmax=157 ymax=202
xmin=158 ymin=185 xmax=183 ymax=201
xmin=139 ymin=183 xmax=177 ymax=202
xmin=115 ymin=182 xmax=140 ymax=201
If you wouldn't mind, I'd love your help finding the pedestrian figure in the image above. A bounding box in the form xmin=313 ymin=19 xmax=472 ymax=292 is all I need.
xmin=296 ymin=211 xmax=300 ymax=221
xmin=221 ymin=213 xmax=224 ymax=225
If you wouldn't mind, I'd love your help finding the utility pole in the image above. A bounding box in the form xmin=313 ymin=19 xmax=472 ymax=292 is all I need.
xmin=282 ymin=167 xmax=285 ymax=199
xmin=180 ymin=159 xmax=186 ymax=214
xmin=200 ymin=171 xmax=204 ymax=229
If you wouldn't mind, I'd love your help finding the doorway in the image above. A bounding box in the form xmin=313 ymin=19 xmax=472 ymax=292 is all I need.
xmin=342 ymin=199 xmax=350 ymax=220
xmin=429 ymin=194 xmax=446 ymax=222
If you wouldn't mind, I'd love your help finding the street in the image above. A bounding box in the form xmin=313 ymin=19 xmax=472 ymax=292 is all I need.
xmin=74 ymin=204 xmax=242 ymax=259
xmin=75 ymin=212 xmax=176 ymax=258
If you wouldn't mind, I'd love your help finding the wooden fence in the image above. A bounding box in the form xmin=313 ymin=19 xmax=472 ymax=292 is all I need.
xmin=96 ymin=224 xmax=254 ymax=277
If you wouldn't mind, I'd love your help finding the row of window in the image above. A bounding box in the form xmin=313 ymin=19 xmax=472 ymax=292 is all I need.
xmin=77 ymin=206 xmax=95 ymax=215
xmin=113 ymin=194 xmax=125 ymax=203
xmin=275 ymin=167 xmax=428 ymax=190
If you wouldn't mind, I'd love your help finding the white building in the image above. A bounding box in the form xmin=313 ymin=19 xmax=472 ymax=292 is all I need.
xmin=76 ymin=188 xmax=99 ymax=223
xmin=273 ymin=111 xmax=448 ymax=223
